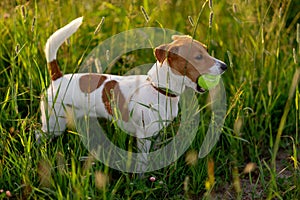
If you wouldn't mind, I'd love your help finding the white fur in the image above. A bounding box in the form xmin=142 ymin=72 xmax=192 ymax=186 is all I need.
xmin=209 ymin=58 xmax=227 ymax=75
xmin=45 ymin=17 xmax=83 ymax=62
xmin=41 ymin=69 xmax=180 ymax=138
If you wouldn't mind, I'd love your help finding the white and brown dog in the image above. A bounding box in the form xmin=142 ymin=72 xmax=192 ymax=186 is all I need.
xmin=40 ymin=17 xmax=227 ymax=170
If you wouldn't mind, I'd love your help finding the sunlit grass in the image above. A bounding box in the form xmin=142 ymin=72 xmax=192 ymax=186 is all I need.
xmin=0 ymin=0 xmax=299 ymax=199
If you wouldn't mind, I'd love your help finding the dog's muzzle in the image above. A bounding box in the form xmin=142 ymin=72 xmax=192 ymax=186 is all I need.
xmin=213 ymin=59 xmax=227 ymax=75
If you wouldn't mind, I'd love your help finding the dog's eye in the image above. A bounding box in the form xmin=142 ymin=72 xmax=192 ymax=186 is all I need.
xmin=195 ymin=55 xmax=203 ymax=60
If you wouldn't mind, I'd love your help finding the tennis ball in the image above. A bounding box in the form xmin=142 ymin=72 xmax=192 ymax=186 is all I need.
xmin=197 ymin=74 xmax=220 ymax=90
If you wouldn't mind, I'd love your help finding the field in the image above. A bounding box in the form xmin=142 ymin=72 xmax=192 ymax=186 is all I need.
xmin=0 ymin=0 xmax=299 ymax=199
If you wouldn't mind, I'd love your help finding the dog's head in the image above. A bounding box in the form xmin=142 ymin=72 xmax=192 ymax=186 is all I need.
xmin=154 ymin=35 xmax=227 ymax=93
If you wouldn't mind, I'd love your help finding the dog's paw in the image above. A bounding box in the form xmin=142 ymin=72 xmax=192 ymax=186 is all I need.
xmin=35 ymin=130 xmax=52 ymax=144
xmin=35 ymin=130 xmax=44 ymax=144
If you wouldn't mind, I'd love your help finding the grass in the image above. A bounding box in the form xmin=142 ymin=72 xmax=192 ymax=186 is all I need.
xmin=0 ymin=0 xmax=299 ymax=199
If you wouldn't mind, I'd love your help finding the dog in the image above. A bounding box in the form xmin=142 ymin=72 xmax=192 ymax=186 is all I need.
xmin=40 ymin=17 xmax=227 ymax=172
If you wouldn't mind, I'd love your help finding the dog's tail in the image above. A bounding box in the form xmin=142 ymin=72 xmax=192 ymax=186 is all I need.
xmin=45 ymin=17 xmax=83 ymax=80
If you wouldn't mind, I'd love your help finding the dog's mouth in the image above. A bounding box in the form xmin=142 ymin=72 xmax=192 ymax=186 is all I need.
xmin=196 ymin=74 xmax=221 ymax=93
xmin=196 ymin=84 xmax=206 ymax=93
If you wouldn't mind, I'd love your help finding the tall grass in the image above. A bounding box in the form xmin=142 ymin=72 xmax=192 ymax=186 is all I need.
xmin=0 ymin=0 xmax=299 ymax=199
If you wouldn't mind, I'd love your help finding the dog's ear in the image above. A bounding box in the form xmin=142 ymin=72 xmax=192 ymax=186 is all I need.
xmin=154 ymin=44 xmax=168 ymax=63
xmin=167 ymin=46 xmax=180 ymax=69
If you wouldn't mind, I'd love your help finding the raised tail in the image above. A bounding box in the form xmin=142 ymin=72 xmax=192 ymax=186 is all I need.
xmin=45 ymin=17 xmax=83 ymax=80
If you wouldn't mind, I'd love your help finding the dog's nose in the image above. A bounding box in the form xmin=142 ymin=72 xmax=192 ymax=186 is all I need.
xmin=220 ymin=62 xmax=227 ymax=71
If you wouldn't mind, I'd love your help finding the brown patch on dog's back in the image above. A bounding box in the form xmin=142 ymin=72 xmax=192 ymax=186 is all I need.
xmin=102 ymin=80 xmax=129 ymax=122
xmin=79 ymin=74 xmax=107 ymax=93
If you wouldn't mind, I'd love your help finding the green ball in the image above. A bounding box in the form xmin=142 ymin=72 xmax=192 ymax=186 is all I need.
xmin=197 ymin=74 xmax=220 ymax=90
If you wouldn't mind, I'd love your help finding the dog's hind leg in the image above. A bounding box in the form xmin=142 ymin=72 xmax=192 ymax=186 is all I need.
xmin=39 ymin=99 xmax=67 ymax=138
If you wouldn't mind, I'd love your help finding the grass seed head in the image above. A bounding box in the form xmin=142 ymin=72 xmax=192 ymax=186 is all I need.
xmin=21 ymin=5 xmax=26 ymax=19
xmin=183 ymin=176 xmax=189 ymax=192
xmin=38 ymin=159 xmax=52 ymax=188
xmin=31 ymin=17 xmax=36 ymax=32
xmin=185 ymin=150 xmax=198 ymax=166
xmin=209 ymin=0 xmax=213 ymax=9
xmin=243 ymin=162 xmax=257 ymax=174
xmin=188 ymin=16 xmax=194 ymax=27
xmin=233 ymin=4 xmax=237 ymax=13
xmin=94 ymin=17 xmax=105 ymax=35
xmin=234 ymin=117 xmax=243 ymax=136
xmin=140 ymin=6 xmax=149 ymax=23
xmin=95 ymin=171 xmax=108 ymax=190
xmin=209 ymin=11 xmax=213 ymax=28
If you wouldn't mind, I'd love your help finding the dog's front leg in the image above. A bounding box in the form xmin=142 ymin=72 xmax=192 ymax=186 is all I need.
xmin=136 ymin=137 xmax=152 ymax=173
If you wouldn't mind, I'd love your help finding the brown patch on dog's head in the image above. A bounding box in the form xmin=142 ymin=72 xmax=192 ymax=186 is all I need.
xmin=102 ymin=80 xmax=129 ymax=122
xmin=154 ymin=44 xmax=169 ymax=63
xmin=79 ymin=74 xmax=107 ymax=93
xmin=154 ymin=35 xmax=215 ymax=82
